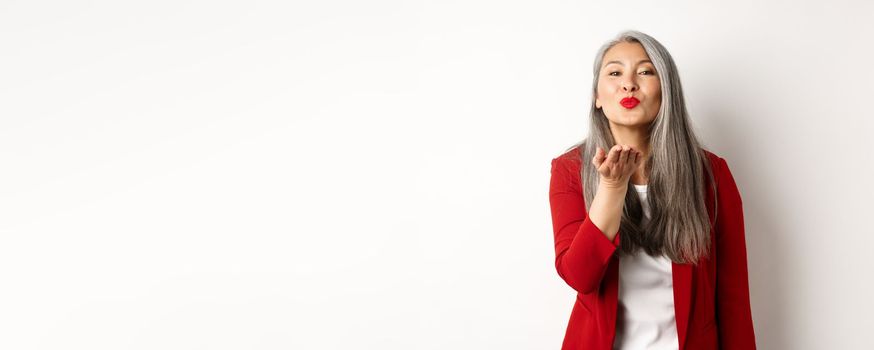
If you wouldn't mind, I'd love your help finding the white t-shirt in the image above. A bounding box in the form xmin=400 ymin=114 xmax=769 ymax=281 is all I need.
xmin=612 ymin=184 xmax=680 ymax=350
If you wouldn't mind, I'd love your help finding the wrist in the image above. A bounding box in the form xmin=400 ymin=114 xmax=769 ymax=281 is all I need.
xmin=599 ymin=180 xmax=628 ymax=192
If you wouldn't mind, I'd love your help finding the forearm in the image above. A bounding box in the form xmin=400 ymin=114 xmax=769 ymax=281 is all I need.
xmin=587 ymin=182 xmax=628 ymax=241
xmin=549 ymin=157 xmax=627 ymax=294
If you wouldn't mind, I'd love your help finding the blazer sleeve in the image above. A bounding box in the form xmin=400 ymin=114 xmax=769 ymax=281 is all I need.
xmin=548 ymin=156 xmax=621 ymax=294
xmin=714 ymin=156 xmax=758 ymax=349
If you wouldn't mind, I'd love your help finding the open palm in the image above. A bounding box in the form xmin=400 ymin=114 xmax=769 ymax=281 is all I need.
xmin=592 ymin=145 xmax=642 ymax=188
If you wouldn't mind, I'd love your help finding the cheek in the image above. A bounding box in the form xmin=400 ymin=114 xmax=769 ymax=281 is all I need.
xmin=647 ymin=85 xmax=662 ymax=104
xmin=598 ymin=77 xmax=619 ymax=90
xmin=596 ymin=81 xmax=609 ymax=96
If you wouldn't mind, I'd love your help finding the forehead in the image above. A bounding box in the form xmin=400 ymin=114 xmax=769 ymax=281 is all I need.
xmin=602 ymin=42 xmax=652 ymax=67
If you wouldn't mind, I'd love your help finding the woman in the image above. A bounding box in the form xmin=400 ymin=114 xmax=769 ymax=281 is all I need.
xmin=548 ymin=30 xmax=756 ymax=350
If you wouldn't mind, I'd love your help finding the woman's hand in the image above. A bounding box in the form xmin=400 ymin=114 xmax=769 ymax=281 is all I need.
xmin=592 ymin=145 xmax=642 ymax=189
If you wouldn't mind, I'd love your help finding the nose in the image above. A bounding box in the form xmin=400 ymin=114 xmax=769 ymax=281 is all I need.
xmin=621 ymin=79 xmax=638 ymax=92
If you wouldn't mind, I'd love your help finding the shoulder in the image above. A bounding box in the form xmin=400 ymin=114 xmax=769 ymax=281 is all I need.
xmin=555 ymin=146 xmax=726 ymax=166
xmin=552 ymin=146 xmax=731 ymax=176
xmin=553 ymin=145 xmax=583 ymax=164
xmin=702 ymin=149 xmax=743 ymax=197
xmin=703 ymin=148 xmax=740 ymax=168
xmin=550 ymin=145 xmax=584 ymax=191
xmin=702 ymin=148 xmax=730 ymax=173
xmin=552 ymin=144 xmax=584 ymax=171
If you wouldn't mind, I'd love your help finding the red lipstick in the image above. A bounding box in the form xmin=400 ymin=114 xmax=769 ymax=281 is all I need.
xmin=620 ymin=97 xmax=640 ymax=109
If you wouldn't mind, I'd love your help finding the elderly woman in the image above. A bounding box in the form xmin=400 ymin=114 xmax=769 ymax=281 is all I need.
xmin=548 ymin=30 xmax=757 ymax=350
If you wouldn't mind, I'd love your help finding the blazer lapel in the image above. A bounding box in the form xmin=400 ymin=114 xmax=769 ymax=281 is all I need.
xmin=672 ymin=156 xmax=717 ymax=350
xmin=672 ymin=261 xmax=693 ymax=350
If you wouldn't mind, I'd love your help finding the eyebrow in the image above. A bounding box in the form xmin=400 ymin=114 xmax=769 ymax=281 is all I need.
xmin=604 ymin=59 xmax=653 ymax=67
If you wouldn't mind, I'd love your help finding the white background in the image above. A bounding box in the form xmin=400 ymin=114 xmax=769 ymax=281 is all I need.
xmin=2 ymin=0 xmax=873 ymax=349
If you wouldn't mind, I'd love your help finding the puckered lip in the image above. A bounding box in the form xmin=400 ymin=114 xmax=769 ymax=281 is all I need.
xmin=620 ymin=96 xmax=640 ymax=108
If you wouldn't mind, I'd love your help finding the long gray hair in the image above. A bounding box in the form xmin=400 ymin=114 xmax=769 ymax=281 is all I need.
xmin=566 ymin=30 xmax=717 ymax=265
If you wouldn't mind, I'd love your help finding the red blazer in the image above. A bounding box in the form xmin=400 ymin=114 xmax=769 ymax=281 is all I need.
xmin=548 ymin=146 xmax=756 ymax=350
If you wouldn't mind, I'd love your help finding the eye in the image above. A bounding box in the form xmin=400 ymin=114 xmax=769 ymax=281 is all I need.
xmin=639 ymin=70 xmax=653 ymax=75
xmin=608 ymin=72 xmax=620 ymax=76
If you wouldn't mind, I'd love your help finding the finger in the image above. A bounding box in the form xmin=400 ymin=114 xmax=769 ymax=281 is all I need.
xmin=592 ymin=147 xmax=604 ymax=167
xmin=606 ymin=145 xmax=621 ymax=166
xmin=600 ymin=146 xmax=615 ymax=172
xmin=601 ymin=147 xmax=615 ymax=174
xmin=618 ymin=146 xmax=628 ymax=166
xmin=627 ymin=148 xmax=637 ymax=165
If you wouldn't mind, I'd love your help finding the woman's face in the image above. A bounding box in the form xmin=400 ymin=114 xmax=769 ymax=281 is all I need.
xmin=595 ymin=41 xmax=661 ymax=129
